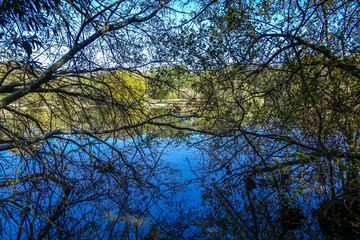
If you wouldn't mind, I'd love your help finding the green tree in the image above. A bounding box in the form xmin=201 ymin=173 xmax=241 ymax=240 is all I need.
xmin=2 ymin=0 xmax=360 ymax=238
xmin=147 ymin=65 xmax=193 ymax=99
xmin=0 ymin=1 xmax=213 ymax=239
xmin=174 ymin=0 xmax=360 ymax=238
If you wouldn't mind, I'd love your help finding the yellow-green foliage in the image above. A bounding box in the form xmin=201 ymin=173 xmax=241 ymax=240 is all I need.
xmin=98 ymin=70 xmax=146 ymax=105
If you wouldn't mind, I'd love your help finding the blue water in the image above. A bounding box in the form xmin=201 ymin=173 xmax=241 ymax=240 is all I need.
xmin=0 ymin=133 xmax=333 ymax=239
xmin=0 ymin=134 xmax=211 ymax=239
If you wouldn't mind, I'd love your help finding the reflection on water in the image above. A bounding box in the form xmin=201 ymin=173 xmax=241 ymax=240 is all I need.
xmin=0 ymin=133 xmax=359 ymax=239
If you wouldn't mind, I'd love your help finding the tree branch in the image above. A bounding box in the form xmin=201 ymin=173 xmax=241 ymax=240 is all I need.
xmin=0 ymin=1 xmax=169 ymax=110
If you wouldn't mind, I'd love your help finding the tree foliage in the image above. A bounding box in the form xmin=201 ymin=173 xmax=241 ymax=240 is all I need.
xmin=0 ymin=0 xmax=206 ymax=239
xmin=1 ymin=0 xmax=360 ymax=238
xmin=170 ymin=0 xmax=360 ymax=238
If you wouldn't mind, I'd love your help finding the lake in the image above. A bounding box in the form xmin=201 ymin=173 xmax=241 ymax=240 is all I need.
xmin=0 ymin=132 xmax=357 ymax=239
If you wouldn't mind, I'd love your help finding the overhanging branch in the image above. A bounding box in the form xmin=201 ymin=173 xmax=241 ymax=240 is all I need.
xmin=0 ymin=1 xmax=169 ymax=110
